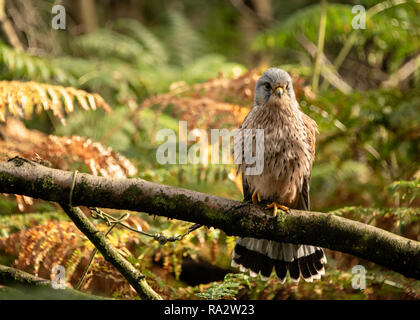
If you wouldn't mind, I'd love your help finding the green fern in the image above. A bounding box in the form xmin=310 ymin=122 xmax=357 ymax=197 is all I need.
xmin=72 ymin=29 xmax=146 ymax=63
xmin=388 ymin=180 xmax=420 ymax=204
xmin=196 ymin=273 xmax=251 ymax=300
xmin=0 ymin=42 xmax=75 ymax=85
xmin=113 ymin=19 xmax=169 ymax=65
xmin=255 ymin=2 xmax=420 ymax=71
xmin=255 ymin=4 xmax=355 ymax=50
xmin=166 ymin=11 xmax=207 ymax=67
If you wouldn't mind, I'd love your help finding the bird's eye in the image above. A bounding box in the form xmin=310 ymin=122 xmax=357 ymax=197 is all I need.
xmin=263 ymin=82 xmax=271 ymax=91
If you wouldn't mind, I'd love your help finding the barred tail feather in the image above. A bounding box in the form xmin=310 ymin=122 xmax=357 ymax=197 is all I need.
xmin=231 ymin=237 xmax=327 ymax=282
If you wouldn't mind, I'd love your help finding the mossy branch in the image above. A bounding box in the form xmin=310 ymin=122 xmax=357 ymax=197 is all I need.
xmin=0 ymin=157 xmax=419 ymax=280
xmin=58 ymin=203 xmax=162 ymax=300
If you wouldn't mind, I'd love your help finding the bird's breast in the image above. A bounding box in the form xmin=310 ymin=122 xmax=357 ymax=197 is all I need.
xmin=240 ymin=110 xmax=312 ymax=206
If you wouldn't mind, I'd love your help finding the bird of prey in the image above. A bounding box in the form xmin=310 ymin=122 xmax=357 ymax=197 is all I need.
xmin=231 ymin=68 xmax=327 ymax=283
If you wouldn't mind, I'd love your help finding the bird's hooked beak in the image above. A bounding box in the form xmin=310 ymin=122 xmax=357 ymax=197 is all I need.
xmin=274 ymin=86 xmax=283 ymax=98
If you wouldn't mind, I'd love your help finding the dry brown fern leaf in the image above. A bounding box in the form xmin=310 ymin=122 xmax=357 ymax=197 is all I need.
xmin=168 ymin=69 xmax=261 ymax=106
xmin=0 ymin=219 xmax=147 ymax=298
xmin=0 ymin=80 xmax=112 ymax=125
xmin=0 ymin=118 xmax=137 ymax=178
xmin=0 ymin=118 xmax=137 ymax=210
xmin=0 ymin=221 xmax=86 ymax=278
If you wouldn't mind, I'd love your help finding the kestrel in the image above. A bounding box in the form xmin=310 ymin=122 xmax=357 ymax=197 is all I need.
xmin=231 ymin=68 xmax=327 ymax=282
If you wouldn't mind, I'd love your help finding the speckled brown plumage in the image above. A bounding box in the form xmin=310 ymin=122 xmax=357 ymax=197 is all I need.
xmin=231 ymin=68 xmax=327 ymax=283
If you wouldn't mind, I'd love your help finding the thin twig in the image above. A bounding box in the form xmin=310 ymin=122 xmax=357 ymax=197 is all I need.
xmin=312 ymin=0 xmax=327 ymax=93
xmin=59 ymin=203 xmax=162 ymax=300
xmin=75 ymin=211 xmax=127 ymax=291
xmin=322 ymin=0 xmax=420 ymax=91
xmin=381 ymin=52 xmax=420 ymax=88
xmin=297 ymin=32 xmax=352 ymax=94
xmin=0 ymin=0 xmax=24 ymax=51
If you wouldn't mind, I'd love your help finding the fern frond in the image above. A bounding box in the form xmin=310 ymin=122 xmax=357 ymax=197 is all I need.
xmin=196 ymin=273 xmax=250 ymax=300
xmin=0 ymin=118 xmax=137 ymax=211
xmin=387 ymin=180 xmax=420 ymax=204
xmin=256 ymin=4 xmax=355 ymax=50
xmin=167 ymin=11 xmax=206 ymax=66
xmin=0 ymin=118 xmax=137 ymax=178
xmin=140 ymin=68 xmax=311 ymax=132
xmin=72 ymin=29 xmax=146 ymax=63
xmin=53 ymin=56 xmax=143 ymax=102
xmin=145 ymin=95 xmax=249 ymax=132
xmin=113 ymin=19 xmax=168 ymax=65
xmin=0 ymin=219 xmax=143 ymax=298
xmin=0 ymin=80 xmax=111 ymax=124
xmin=0 ymin=43 xmax=73 ymax=84
xmin=0 ymin=221 xmax=89 ymax=280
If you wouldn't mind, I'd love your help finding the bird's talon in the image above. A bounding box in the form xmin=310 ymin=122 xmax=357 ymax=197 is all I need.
xmin=266 ymin=202 xmax=289 ymax=216
xmin=278 ymin=204 xmax=289 ymax=212
xmin=252 ymin=190 xmax=262 ymax=204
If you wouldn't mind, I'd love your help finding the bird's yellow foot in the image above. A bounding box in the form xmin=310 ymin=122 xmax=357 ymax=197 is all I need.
xmin=265 ymin=202 xmax=289 ymax=216
xmin=252 ymin=190 xmax=262 ymax=204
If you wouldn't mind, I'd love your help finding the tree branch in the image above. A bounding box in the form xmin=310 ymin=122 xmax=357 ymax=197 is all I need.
xmin=1 ymin=157 xmax=419 ymax=280
xmin=59 ymin=204 xmax=162 ymax=300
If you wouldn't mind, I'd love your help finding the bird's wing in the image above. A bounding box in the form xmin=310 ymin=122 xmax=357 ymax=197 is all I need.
xmin=297 ymin=112 xmax=318 ymax=211
xmin=301 ymin=112 xmax=318 ymax=173
xmin=236 ymin=112 xmax=255 ymax=203
xmin=296 ymin=176 xmax=311 ymax=210
xmin=241 ymin=171 xmax=252 ymax=202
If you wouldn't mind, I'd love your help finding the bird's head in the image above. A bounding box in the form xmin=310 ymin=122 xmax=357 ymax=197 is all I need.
xmin=254 ymin=68 xmax=295 ymax=108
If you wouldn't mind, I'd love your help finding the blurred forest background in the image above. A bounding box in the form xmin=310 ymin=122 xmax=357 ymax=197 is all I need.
xmin=0 ymin=0 xmax=419 ymax=299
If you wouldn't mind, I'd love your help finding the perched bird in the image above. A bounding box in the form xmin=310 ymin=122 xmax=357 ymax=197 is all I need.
xmin=231 ymin=68 xmax=327 ymax=283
